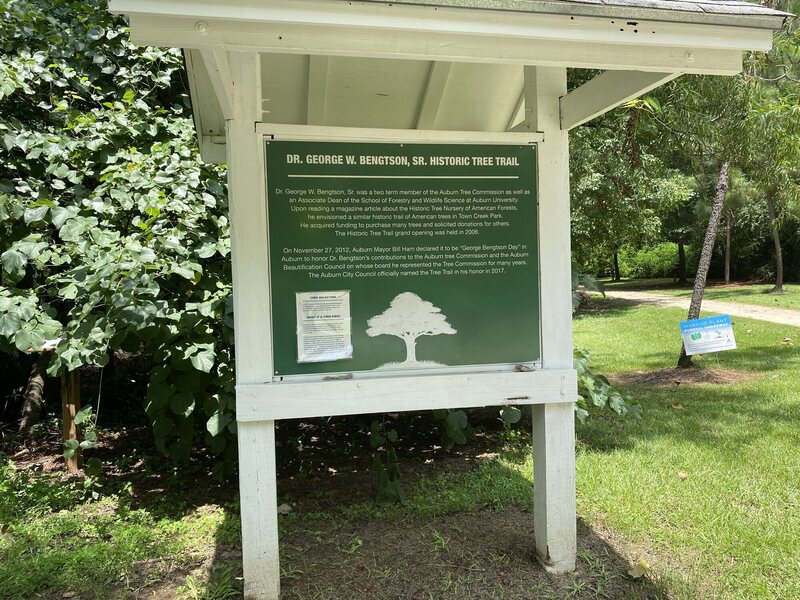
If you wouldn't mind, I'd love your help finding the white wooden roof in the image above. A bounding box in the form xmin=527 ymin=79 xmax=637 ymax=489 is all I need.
xmin=110 ymin=0 xmax=790 ymax=162
xmin=360 ymin=0 xmax=789 ymax=28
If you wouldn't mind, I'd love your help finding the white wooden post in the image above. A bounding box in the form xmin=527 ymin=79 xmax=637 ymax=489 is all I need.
xmin=524 ymin=66 xmax=577 ymax=573
xmin=226 ymin=52 xmax=281 ymax=600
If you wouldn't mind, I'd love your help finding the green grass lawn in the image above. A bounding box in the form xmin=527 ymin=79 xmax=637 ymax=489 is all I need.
xmin=603 ymin=279 xmax=800 ymax=312
xmin=652 ymin=284 xmax=800 ymax=311
xmin=574 ymin=300 xmax=800 ymax=599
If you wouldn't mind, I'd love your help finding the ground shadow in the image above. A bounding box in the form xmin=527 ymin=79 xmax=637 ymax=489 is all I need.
xmin=274 ymin=461 xmax=667 ymax=599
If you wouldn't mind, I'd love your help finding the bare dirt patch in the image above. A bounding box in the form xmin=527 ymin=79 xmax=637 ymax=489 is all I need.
xmin=612 ymin=367 xmax=758 ymax=387
xmin=279 ymin=509 xmax=665 ymax=600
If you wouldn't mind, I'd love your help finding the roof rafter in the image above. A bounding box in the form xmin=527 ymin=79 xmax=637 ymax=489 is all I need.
xmin=560 ymin=70 xmax=679 ymax=130
xmin=416 ymin=62 xmax=453 ymax=129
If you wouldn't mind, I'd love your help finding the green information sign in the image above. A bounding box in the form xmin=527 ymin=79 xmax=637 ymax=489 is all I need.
xmin=265 ymin=140 xmax=540 ymax=376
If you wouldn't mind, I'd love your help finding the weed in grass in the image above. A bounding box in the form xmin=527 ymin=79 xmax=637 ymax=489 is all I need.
xmin=303 ymin=529 xmax=325 ymax=543
xmin=564 ymin=579 xmax=590 ymax=598
xmin=491 ymin=584 xmax=508 ymax=599
xmin=178 ymin=562 xmax=241 ymax=600
xmin=430 ymin=529 xmax=450 ymax=552
xmin=281 ymin=558 xmax=316 ymax=580
xmin=365 ymin=563 xmax=393 ymax=580
xmin=441 ymin=571 xmax=457 ymax=593
xmin=488 ymin=551 xmax=508 ymax=565
xmin=457 ymin=573 xmax=482 ymax=586
xmin=336 ymin=532 xmax=363 ymax=555
xmin=579 ymin=548 xmax=618 ymax=597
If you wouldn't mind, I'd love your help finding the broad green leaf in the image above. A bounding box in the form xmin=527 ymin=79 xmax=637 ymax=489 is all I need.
xmin=24 ymin=204 xmax=49 ymax=224
xmin=0 ymin=313 xmax=22 ymax=338
xmin=169 ymin=392 xmax=195 ymax=417
xmin=63 ymin=439 xmax=80 ymax=459
xmin=206 ymin=411 xmax=232 ymax=437
xmin=14 ymin=329 xmax=44 ymax=352
xmin=58 ymin=218 xmax=84 ymax=241
xmin=189 ymin=343 xmax=215 ymax=373
xmin=1 ymin=249 xmax=26 ymax=275
xmin=74 ymin=406 xmax=94 ymax=425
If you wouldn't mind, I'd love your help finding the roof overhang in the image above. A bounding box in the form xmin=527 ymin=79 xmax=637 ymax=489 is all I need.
xmin=109 ymin=0 xmax=790 ymax=163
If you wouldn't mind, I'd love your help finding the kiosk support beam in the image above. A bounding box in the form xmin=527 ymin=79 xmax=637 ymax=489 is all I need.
xmin=524 ymin=65 xmax=577 ymax=573
xmin=560 ymin=70 xmax=679 ymax=130
xmin=306 ymin=55 xmax=330 ymax=125
xmin=417 ymin=61 xmax=453 ymax=129
xmin=227 ymin=52 xmax=281 ymax=600
xmin=199 ymin=48 xmax=234 ymax=120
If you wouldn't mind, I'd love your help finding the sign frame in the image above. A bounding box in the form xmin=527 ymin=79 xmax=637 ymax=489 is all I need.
xmin=680 ymin=314 xmax=737 ymax=356
xmin=235 ymin=124 xmax=575 ymax=421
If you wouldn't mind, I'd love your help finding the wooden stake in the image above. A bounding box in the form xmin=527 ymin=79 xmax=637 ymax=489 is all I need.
xmin=61 ymin=370 xmax=82 ymax=472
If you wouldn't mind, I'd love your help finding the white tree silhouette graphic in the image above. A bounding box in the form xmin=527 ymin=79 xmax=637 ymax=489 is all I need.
xmin=366 ymin=292 xmax=456 ymax=365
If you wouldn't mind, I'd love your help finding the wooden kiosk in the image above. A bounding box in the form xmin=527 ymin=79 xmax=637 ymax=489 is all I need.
xmin=109 ymin=1 xmax=787 ymax=597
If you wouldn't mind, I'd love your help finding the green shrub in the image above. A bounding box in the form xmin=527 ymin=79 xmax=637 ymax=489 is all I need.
xmin=619 ymin=242 xmax=697 ymax=279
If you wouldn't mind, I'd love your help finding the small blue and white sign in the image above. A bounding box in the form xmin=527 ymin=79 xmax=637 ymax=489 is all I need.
xmin=680 ymin=315 xmax=736 ymax=356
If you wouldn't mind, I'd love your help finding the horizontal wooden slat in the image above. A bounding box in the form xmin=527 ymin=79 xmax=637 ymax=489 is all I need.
xmin=126 ymin=15 xmax=747 ymax=76
xmin=112 ymin=0 xmax=780 ymax=49
xmin=255 ymin=122 xmax=544 ymax=143
xmin=235 ymin=368 xmax=577 ymax=421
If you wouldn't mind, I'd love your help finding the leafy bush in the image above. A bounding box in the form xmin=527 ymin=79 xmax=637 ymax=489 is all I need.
xmin=618 ymin=242 xmax=697 ymax=279
xmin=0 ymin=1 xmax=236 ymax=476
xmin=574 ymin=349 xmax=641 ymax=423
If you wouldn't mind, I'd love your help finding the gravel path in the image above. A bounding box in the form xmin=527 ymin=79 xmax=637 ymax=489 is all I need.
xmin=607 ymin=289 xmax=800 ymax=328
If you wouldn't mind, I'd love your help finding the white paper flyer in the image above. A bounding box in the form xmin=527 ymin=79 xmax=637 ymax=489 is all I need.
xmin=295 ymin=291 xmax=353 ymax=363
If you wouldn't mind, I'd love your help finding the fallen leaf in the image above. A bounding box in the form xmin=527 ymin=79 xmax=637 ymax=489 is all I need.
xmin=746 ymin=329 xmax=753 ymax=334
xmin=277 ymin=503 xmax=293 ymax=516
xmin=628 ymin=559 xmax=651 ymax=579
xmin=62 ymin=593 xmax=77 ymax=599
xmin=671 ymin=403 xmax=684 ymax=410
xmin=676 ymin=471 xmax=689 ymax=480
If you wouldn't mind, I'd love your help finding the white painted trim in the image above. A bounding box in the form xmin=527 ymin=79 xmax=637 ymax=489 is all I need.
xmin=255 ymin=122 xmax=544 ymax=143
xmin=532 ymin=402 xmax=576 ymax=572
xmin=237 ymin=421 xmax=280 ymax=599
xmin=506 ymin=87 xmax=525 ymax=132
xmin=226 ymin=52 xmax=281 ymax=600
xmin=416 ymin=61 xmax=453 ymax=129
xmin=306 ymin=55 xmax=330 ymax=126
xmin=199 ymin=48 xmax=234 ymax=120
xmin=111 ymin=0 xmax=776 ymax=52
xmin=525 ymin=66 xmax=577 ymax=574
xmin=560 ymin=70 xmax=680 ymax=130
xmin=199 ymin=136 xmax=227 ymax=164
xmin=236 ymin=369 xmax=576 ymax=421
xmin=125 ymin=14 xmax=748 ymax=75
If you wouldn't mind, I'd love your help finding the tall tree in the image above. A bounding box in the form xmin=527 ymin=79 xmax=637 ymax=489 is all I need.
xmin=650 ymin=75 xmax=754 ymax=367
xmin=740 ymin=12 xmax=800 ymax=293
xmin=570 ymin=114 xmax=683 ymax=278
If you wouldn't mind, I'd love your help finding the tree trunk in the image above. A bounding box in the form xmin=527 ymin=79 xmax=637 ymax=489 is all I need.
xmin=62 ymin=370 xmax=82 ymax=472
xmin=403 ymin=337 xmax=417 ymax=364
xmin=19 ymin=355 xmax=46 ymax=436
xmin=612 ymin=252 xmax=621 ymax=282
xmin=724 ymin=210 xmax=732 ymax=285
xmin=765 ymin=190 xmax=784 ymax=293
xmin=678 ymin=162 xmax=729 ymax=368
xmin=677 ymin=242 xmax=687 ymax=284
